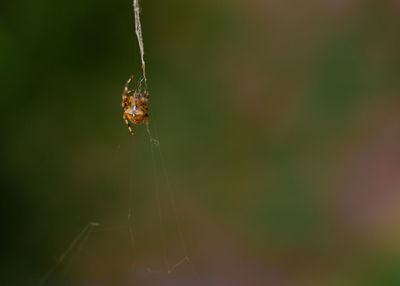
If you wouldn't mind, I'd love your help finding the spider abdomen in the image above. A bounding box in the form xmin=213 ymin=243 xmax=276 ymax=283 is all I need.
xmin=121 ymin=76 xmax=150 ymax=135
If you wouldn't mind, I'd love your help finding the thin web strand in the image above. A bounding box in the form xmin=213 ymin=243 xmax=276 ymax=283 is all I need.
xmin=158 ymin=146 xmax=190 ymax=267
xmin=38 ymin=222 xmax=100 ymax=286
xmin=60 ymin=222 xmax=97 ymax=279
xmin=149 ymin=140 xmax=170 ymax=272
xmin=146 ymin=124 xmax=190 ymax=274
xmin=154 ymin=127 xmax=190 ymax=273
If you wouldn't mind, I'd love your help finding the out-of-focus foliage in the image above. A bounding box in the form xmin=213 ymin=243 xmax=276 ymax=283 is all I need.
xmin=1 ymin=1 xmax=400 ymax=285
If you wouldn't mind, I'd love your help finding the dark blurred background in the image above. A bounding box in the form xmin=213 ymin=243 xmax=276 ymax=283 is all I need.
xmin=1 ymin=0 xmax=400 ymax=285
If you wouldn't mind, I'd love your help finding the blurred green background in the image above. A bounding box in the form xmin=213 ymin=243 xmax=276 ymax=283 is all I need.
xmin=1 ymin=0 xmax=400 ymax=285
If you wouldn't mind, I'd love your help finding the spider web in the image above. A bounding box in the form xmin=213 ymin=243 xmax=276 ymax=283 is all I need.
xmin=132 ymin=0 xmax=190 ymax=272
xmin=37 ymin=1 xmax=193 ymax=285
xmin=37 ymin=133 xmax=193 ymax=285
xmin=130 ymin=0 xmax=190 ymax=273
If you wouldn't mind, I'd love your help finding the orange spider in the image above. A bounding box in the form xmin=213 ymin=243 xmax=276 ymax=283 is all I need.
xmin=121 ymin=75 xmax=149 ymax=135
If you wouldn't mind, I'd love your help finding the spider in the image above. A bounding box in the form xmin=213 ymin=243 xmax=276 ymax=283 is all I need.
xmin=121 ymin=75 xmax=150 ymax=135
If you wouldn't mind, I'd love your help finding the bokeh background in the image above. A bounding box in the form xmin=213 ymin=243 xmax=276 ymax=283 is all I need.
xmin=1 ymin=0 xmax=400 ymax=285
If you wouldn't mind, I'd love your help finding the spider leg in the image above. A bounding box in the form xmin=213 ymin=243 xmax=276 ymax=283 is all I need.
xmin=123 ymin=114 xmax=135 ymax=136
xmin=144 ymin=114 xmax=151 ymax=137
xmin=124 ymin=75 xmax=134 ymax=94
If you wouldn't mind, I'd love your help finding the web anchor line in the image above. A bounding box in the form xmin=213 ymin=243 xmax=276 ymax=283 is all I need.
xmin=133 ymin=0 xmax=147 ymax=91
xmin=38 ymin=222 xmax=100 ymax=286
